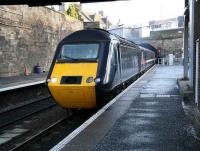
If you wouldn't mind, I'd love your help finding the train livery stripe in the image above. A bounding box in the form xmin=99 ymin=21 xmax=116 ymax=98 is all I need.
xmin=146 ymin=59 xmax=156 ymax=63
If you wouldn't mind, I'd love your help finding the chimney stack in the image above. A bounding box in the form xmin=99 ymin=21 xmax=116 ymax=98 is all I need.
xmin=99 ymin=10 xmax=104 ymax=16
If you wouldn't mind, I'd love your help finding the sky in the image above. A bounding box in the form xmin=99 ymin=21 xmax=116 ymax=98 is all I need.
xmin=82 ymin=0 xmax=184 ymax=26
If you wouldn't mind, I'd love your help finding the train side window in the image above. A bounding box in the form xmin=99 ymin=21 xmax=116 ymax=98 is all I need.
xmin=117 ymin=44 xmax=121 ymax=64
xmin=112 ymin=45 xmax=118 ymax=67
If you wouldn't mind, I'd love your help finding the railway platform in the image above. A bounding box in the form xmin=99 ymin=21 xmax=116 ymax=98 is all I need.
xmin=51 ymin=65 xmax=200 ymax=151
xmin=0 ymin=73 xmax=47 ymax=93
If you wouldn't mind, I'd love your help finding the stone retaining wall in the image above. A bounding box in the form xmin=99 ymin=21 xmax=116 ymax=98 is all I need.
xmin=146 ymin=38 xmax=183 ymax=58
xmin=0 ymin=5 xmax=83 ymax=77
xmin=141 ymin=29 xmax=183 ymax=58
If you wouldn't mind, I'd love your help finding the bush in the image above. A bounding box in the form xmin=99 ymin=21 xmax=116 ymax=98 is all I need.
xmin=65 ymin=4 xmax=81 ymax=20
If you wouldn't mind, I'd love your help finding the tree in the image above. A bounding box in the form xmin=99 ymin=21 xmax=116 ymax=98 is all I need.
xmin=65 ymin=4 xmax=81 ymax=20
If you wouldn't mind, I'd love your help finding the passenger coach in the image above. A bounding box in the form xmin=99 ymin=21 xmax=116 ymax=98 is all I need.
xmin=47 ymin=28 xmax=156 ymax=109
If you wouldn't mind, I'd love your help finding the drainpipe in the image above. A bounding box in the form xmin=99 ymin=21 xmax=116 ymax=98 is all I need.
xmin=188 ymin=0 xmax=195 ymax=87
xmin=183 ymin=15 xmax=189 ymax=79
xmin=195 ymin=39 xmax=199 ymax=106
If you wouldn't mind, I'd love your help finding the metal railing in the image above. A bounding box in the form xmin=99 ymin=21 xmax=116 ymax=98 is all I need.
xmin=157 ymin=57 xmax=183 ymax=65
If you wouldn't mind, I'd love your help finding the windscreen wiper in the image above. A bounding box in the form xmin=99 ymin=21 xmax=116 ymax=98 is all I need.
xmin=62 ymin=56 xmax=79 ymax=61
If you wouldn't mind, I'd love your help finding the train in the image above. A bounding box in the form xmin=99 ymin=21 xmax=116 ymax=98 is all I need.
xmin=47 ymin=28 xmax=156 ymax=109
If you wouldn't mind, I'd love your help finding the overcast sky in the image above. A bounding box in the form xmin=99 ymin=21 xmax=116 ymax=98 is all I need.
xmin=82 ymin=0 xmax=184 ymax=26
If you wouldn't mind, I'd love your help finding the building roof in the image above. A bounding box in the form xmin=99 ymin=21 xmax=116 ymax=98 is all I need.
xmin=149 ymin=17 xmax=177 ymax=26
xmin=80 ymin=10 xmax=93 ymax=22
xmin=79 ymin=9 xmax=112 ymax=28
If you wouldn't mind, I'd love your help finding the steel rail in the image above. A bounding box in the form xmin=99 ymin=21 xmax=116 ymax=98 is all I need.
xmin=10 ymin=113 xmax=73 ymax=151
xmin=0 ymin=96 xmax=55 ymax=129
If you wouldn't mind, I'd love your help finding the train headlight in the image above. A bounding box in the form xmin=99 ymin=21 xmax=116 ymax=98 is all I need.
xmin=51 ymin=77 xmax=57 ymax=83
xmin=94 ymin=78 xmax=101 ymax=83
xmin=86 ymin=77 xmax=94 ymax=83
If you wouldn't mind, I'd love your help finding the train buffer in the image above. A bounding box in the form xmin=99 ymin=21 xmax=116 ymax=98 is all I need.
xmin=51 ymin=65 xmax=200 ymax=151
xmin=0 ymin=73 xmax=47 ymax=93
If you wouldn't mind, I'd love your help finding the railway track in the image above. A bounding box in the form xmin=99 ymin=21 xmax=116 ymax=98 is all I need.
xmin=0 ymin=107 xmax=95 ymax=151
xmin=0 ymin=82 xmax=49 ymax=114
xmin=0 ymin=96 xmax=55 ymax=129
xmin=0 ymin=88 xmax=96 ymax=151
xmin=10 ymin=114 xmax=72 ymax=151
xmin=0 ymin=96 xmax=66 ymax=150
xmin=11 ymin=109 xmax=96 ymax=151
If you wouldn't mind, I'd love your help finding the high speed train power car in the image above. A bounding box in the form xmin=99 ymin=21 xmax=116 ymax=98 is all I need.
xmin=47 ymin=28 xmax=156 ymax=109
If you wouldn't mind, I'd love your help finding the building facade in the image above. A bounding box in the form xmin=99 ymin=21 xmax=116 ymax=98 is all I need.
xmin=149 ymin=16 xmax=184 ymax=31
xmin=108 ymin=26 xmax=142 ymax=41
xmin=0 ymin=5 xmax=83 ymax=77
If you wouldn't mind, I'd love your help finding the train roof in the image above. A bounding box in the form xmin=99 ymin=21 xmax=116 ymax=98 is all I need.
xmin=60 ymin=28 xmax=156 ymax=53
xmin=90 ymin=28 xmax=139 ymax=47
xmin=61 ymin=28 xmax=138 ymax=48
xmin=139 ymin=43 xmax=157 ymax=53
xmin=61 ymin=28 xmax=111 ymax=43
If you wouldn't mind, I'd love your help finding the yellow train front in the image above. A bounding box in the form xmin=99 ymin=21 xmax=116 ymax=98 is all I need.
xmin=47 ymin=28 xmax=156 ymax=109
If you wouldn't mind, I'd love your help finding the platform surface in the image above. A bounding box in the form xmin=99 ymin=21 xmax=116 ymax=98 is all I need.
xmin=0 ymin=73 xmax=47 ymax=92
xmin=58 ymin=65 xmax=200 ymax=151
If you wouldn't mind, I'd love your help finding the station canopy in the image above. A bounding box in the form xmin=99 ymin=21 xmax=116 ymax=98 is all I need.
xmin=0 ymin=0 xmax=120 ymax=6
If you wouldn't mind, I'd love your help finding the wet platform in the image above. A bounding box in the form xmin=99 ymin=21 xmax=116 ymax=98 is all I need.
xmin=0 ymin=73 xmax=47 ymax=92
xmin=52 ymin=65 xmax=200 ymax=151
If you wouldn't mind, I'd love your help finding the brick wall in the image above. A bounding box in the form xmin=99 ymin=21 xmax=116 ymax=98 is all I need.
xmin=0 ymin=5 xmax=83 ymax=77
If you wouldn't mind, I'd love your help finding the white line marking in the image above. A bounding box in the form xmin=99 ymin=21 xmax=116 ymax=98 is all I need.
xmin=156 ymin=94 xmax=180 ymax=98
xmin=50 ymin=65 xmax=156 ymax=151
xmin=140 ymin=94 xmax=155 ymax=98
xmin=156 ymin=94 xmax=171 ymax=98
xmin=170 ymin=95 xmax=180 ymax=97
xmin=0 ymin=80 xmax=46 ymax=92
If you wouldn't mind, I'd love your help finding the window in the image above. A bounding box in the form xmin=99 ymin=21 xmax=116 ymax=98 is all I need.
xmin=59 ymin=43 xmax=99 ymax=61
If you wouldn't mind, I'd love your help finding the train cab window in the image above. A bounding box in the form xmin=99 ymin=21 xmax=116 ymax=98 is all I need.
xmin=59 ymin=43 xmax=99 ymax=61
